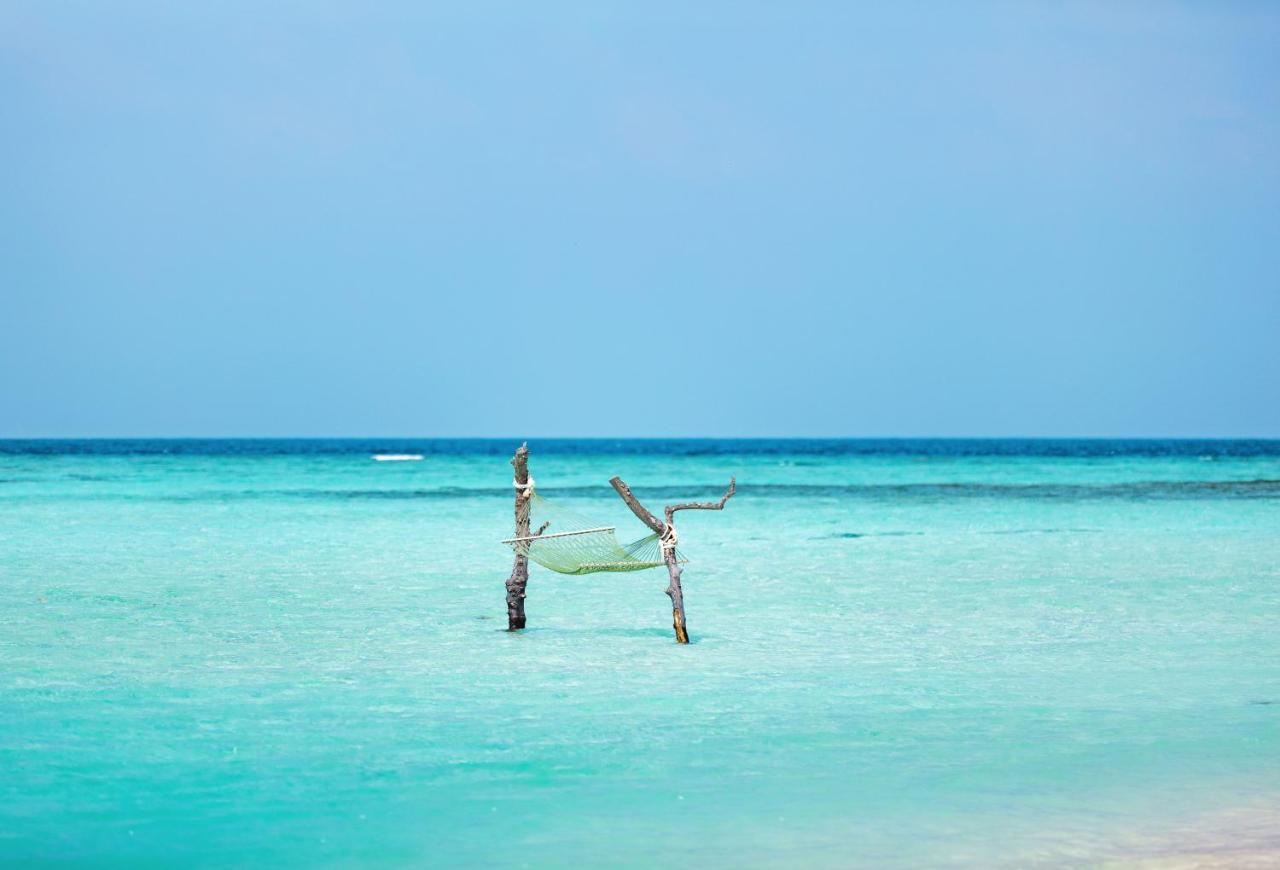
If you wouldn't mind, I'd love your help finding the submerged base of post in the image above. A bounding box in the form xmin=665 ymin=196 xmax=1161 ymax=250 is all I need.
xmin=506 ymin=564 xmax=526 ymax=630
xmin=506 ymin=564 xmax=527 ymax=631
xmin=670 ymin=608 xmax=689 ymax=644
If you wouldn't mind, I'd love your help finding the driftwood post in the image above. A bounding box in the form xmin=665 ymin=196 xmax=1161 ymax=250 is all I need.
xmin=505 ymin=443 xmax=532 ymax=630
xmin=609 ymin=476 xmax=736 ymax=644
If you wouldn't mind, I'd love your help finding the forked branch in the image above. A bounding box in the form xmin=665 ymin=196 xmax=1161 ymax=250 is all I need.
xmin=608 ymin=475 xmax=737 ymax=645
xmin=664 ymin=477 xmax=736 ymax=526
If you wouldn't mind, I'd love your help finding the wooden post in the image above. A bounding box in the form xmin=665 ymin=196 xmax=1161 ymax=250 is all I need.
xmin=609 ymin=476 xmax=736 ymax=644
xmin=505 ymin=444 xmax=532 ymax=630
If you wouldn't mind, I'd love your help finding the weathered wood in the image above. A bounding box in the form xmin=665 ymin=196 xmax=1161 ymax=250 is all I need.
xmin=609 ymin=475 xmax=736 ymax=644
xmin=608 ymin=476 xmax=664 ymax=534
xmin=661 ymin=539 xmax=690 ymax=644
xmin=664 ymin=478 xmax=736 ymax=523
xmin=505 ymin=444 xmax=532 ymax=630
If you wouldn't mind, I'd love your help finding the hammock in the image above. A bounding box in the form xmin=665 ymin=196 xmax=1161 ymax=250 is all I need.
xmin=502 ymin=488 xmax=683 ymax=575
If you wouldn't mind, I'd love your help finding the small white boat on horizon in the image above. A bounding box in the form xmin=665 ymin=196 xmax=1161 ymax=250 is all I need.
xmin=372 ymin=454 xmax=424 ymax=461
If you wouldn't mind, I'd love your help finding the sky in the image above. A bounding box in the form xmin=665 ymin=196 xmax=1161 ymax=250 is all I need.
xmin=2 ymin=2 xmax=1278 ymax=438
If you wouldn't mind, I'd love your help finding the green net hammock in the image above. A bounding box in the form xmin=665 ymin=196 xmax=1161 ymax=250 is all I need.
xmin=502 ymin=488 xmax=684 ymax=575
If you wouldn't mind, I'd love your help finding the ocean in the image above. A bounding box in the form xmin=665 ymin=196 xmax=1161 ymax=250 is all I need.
xmin=2 ymin=439 xmax=1278 ymax=866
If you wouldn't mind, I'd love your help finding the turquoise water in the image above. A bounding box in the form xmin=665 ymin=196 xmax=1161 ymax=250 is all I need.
xmin=3 ymin=440 xmax=1278 ymax=866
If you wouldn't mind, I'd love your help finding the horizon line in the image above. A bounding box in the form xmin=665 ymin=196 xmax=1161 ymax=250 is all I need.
xmin=3 ymin=435 xmax=1279 ymax=442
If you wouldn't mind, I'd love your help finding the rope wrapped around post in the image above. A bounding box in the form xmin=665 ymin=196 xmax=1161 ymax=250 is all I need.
xmin=659 ymin=523 xmax=679 ymax=556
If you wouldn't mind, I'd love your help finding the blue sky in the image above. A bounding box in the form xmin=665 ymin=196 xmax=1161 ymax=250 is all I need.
xmin=2 ymin=2 xmax=1277 ymax=437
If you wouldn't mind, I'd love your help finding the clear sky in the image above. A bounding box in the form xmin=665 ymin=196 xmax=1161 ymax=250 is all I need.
xmin=2 ymin=2 xmax=1277 ymax=438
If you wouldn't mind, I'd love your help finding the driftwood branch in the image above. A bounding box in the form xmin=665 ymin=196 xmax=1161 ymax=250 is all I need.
xmin=505 ymin=443 xmax=532 ymax=630
xmin=608 ymin=475 xmax=737 ymax=644
xmin=608 ymin=476 xmax=665 ymax=534
xmin=664 ymin=477 xmax=736 ymax=526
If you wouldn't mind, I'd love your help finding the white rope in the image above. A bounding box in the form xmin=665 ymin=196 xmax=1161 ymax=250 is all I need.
xmin=660 ymin=524 xmax=679 ymax=554
xmin=513 ymin=476 xmax=535 ymax=496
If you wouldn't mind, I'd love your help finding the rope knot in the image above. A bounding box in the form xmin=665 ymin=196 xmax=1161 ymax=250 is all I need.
xmin=659 ymin=524 xmax=679 ymax=554
xmin=513 ymin=476 xmax=535 ymax=498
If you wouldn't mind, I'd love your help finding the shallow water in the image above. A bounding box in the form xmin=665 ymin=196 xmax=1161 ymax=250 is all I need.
xmin=2 ymin=439 xmax=1278 ymax=866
